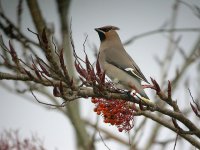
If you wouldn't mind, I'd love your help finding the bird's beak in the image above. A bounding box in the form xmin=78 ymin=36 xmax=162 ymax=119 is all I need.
xmin=94 ymin=28 xmax=102 ymax=33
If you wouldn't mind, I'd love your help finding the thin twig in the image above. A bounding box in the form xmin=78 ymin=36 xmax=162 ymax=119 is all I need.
xmin=98 ymin=130 xmax=111 ymax=150
xmin=30 ymin=89 xmax=65 ymax=108
xmin=173 ymin=133 xmax=179 ymax=150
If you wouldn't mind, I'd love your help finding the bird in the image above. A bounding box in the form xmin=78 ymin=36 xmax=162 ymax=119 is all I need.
xmin=95 ymin=25 xmax=150 ymax=101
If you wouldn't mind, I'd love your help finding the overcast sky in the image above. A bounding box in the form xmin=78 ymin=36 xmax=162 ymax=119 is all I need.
xmin=0 ymin=0 xmax=200 ymax=149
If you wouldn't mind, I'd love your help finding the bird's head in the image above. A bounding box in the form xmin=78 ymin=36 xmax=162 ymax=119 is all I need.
xmin=95 ymin=25 xmax=120 ymax=42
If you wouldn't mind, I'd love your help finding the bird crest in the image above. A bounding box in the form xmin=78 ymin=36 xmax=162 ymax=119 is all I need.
xmin=97 ymin=25 xmax=120 ymax=32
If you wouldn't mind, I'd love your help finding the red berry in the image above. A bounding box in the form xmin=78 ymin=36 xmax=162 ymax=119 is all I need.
xmin=118 ymin=128 xmax=123 ymax=132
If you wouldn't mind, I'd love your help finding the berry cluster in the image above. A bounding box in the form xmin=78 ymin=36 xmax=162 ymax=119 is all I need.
xmin=91 ymin=97 xmax=135 ymax=132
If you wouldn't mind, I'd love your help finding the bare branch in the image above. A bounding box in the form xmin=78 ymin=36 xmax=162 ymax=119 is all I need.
xmin=123 ymin=27 xmax=200 ymax=45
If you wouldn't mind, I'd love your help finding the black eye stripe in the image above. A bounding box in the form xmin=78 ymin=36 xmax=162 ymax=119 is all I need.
xmin=98 ymin=31 xmax=106 ymax=41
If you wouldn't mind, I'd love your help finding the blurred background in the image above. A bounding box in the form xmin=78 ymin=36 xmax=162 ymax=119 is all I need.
xmin=0 ymin=0 xmax=200 ymax=149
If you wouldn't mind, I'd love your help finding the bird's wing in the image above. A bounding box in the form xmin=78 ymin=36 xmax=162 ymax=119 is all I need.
xmin=105 ymin=48 xmax=149 ymax=84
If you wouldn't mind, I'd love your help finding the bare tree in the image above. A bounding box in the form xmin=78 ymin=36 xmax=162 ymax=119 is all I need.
xmin=0 ymin=0 xmax=200 ymax=150
xmin=0 ymin=130 xmax=46 ymax=150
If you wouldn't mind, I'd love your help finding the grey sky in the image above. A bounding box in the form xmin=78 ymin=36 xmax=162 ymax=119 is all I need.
xmin=0 ymin=0 xmax=200 ymax=149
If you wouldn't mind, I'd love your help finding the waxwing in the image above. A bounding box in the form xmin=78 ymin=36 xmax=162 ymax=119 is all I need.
xmin=95 ymin=25 xmax=149 ymax=99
